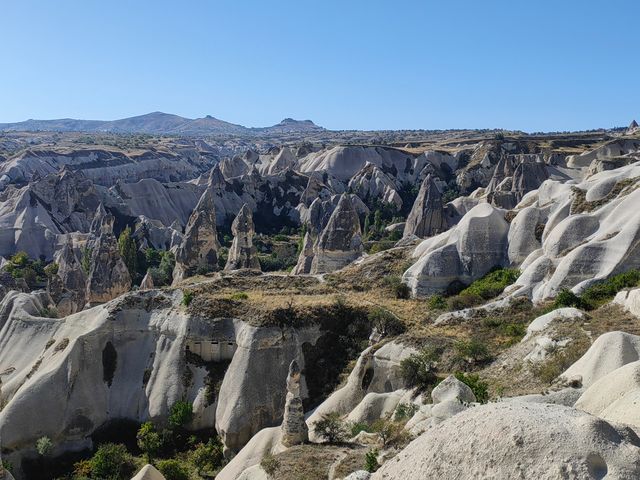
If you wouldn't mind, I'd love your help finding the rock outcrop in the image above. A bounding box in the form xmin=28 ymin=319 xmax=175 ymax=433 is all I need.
xmin=403 ymin=203 xmax=509 ymax=297
xmin=348 ymin=163 xmax=402 ymax=210
xmin=310 ymin=194 xmax=363 ymax=274
xmin=225 ymin=204 xmax=260 ymax=271
xmin=173 ymin=187 xmax=220 ymax=283
xmin=373 ymin=402 xmax=640 ymax=480
xmin=280 ymin=360 xmax=308 ymax=447
xmin=131 ymin=464 xmax=166 ymax=480
xmin=403 ymin=174 xmax=448 ymax=239
xmin=48 ymin=238 xmax=87 ymax=315
xmin=86 ymin=211 xmax=131 ymax=304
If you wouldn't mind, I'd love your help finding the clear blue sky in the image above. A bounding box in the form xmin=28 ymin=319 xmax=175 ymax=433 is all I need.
xmin=1 ymin=0 xmax=638 ymax=132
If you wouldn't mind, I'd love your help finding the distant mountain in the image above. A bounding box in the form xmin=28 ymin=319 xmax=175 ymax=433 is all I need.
xmin=0 ymin=112 xmax=325 ymax=136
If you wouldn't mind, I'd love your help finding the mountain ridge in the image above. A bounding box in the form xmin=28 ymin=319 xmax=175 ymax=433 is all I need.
xmin=0 ymin=111 xmax=325 ymax=136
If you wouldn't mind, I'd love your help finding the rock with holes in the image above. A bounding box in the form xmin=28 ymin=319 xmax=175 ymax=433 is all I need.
xmin=372 ymin=402 xmax=640 ymax=480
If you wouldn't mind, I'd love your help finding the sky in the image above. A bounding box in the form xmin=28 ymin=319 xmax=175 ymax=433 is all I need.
xmin=1 ymin=0 xmax=639 ymax=132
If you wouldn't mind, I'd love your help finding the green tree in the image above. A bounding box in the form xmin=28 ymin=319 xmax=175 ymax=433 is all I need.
xmin=312 ymin=412 xmax=346 ymax=443
xmin=190 ymin=438 xmax=224 ymax=475
xmin=168 ymin=400 xmax=193 ymax=429
xmin=10 ymin=251 xmax=29 ymax=267
xmin=136 ymin=422 xmax=161 ymax=463
xmin=90 ymin=443 xmax=134 ymax=480
xmin=364 ymin=448 xmax=379 ymax=473
xmin=363 ymin=214 xmax=371 ymax=239
xmin=157 ymin=459 xmax=189 ymax=480
xmin=117 ymin=227 xmax=138 ymax=279
xmin=374 ymin=209 xmax=382 ymax=232
xmin=81 ymin=246 xmax=93 ymax=274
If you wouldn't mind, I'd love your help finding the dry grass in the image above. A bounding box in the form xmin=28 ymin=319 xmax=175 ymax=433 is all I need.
xmin=269 ymin=444 xmax=360 ymax=480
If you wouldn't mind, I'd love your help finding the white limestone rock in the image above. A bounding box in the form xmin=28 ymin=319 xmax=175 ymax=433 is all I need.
xmin=372 ymin=402 xmax=640 ymax=480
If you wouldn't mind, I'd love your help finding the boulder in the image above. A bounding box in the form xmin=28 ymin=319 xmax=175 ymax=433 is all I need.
xmin=431 ymin=375 xmax=476 ymax=404
xmin=403 ymin=175 xmax=448 ymax=239
xmin=575 ymin=361 xmax=640 ymax=432
xmin=225 ymin=204 xmax=260 ymax=271
xmin=561 ymin=331 xmax=640 ymax=387
xmin=310 ymin=194 xmax=363 ymax=274
xmin=172 ymin=186 xmax=220 ymax=284
xmin=372 ymin=402 xmax=640 ymax=480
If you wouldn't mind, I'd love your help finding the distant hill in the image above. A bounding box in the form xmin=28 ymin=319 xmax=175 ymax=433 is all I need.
xmin=0 ymin=112 xmax=325 ymax=136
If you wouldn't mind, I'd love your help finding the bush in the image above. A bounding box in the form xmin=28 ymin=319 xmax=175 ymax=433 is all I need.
xmin=394 ymin=402 xmax=419 ymax=421
xmin=230 ymin=291 xmax=249 ymax=300
xmin=454 ymin=339 xmax=492 ymax=365
xmin=459 ymin=268 xmax=520 ymax=300
xmin=190 ymin=438 xmax=224 ymax=475
xmin=368 ymin=240 xmax=396 ymax=254
xmin=581 ymin=270 xmax=640 ymax=309
xmin=349 ymin=421 xmax=372 ymax=437
xmin=136 ymin=422 xmax=161 ymax=463
xmin=454 ymin=372 xmax=489 ymax=403
xmin=90 ymin=443 xmax=134 ymax=480
xmin=313 ymin=412 xmax=347 ymax=443
xmin=553 ymin=288 xmax=584 ymax=309
xmin=36 ymin=436 xmax=52 ymax=456
xmin=447 ymin=293 xmax=483 ymax=311
xmin=385 ymin=275 xmax=411 ymax=299
xmin=427 ymin=294 xmax=447 ymax=310
xmin=368 ymin=307 xmax=405 ymax=337
xmin=400 ymin=348 xmax=439 ymax=391
xmin=44 ymin=262 xmax=59 ymax=277
xmin=182 ymin=290 xmax=194 ymax=307
xmin=81 ymin=246 xmax=93 ymax=274
xmin=364 ymin=448 xmax=379 ymax=473
xmin=169 ymin=401 xmax=193 ymax=429
xmin=157 ymin=459 xmax=189 ymax=480
xmin=260 ymin=451 xmax=281 ymax=477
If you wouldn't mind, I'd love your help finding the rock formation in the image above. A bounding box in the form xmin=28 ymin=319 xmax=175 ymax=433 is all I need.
xmin=225 ymin=204 xmax=260 ymax=271
xmin=372 ymin=402 xmax=640 ymax=479
xmin=139 ymin=270 xmax=155 ymax=290
xmin=48 ymin=238 xmax=87 ymax=315
xmin=173 ymin=186 xmax=220 ymax=284
xmin=310 ymin=194 xmax=363 ymax=274
xmin=86 ymin=209 xmax=131 ymax=304
xmin=280 ymin=360 xmax=308 ymax=447
xmin=131 ymin=464 xmax=166 ymax=480
xmin=348 ymin=162 xmax=402 ymax=210
xmin=403 ymin=174 xmax=448 ymax=239
xmin=292 ymin=232 xmax=314 ymax=275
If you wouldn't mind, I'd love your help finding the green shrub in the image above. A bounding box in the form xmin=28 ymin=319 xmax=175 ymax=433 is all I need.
xmin=81 ymin=246 xmax=93 ymax=274
xmin=44 ymin=262 xmax=59 ymax=277
xmin=427 ymin=294 xmax=447 ymax=310
xmin=230 ymin=291 xmax=249 ymax=300
xmin=117 ymin=227 xmax=139 ymax=280
xmin=182 ymin=290 xmax=194 ymax=307
xmin=459 ymin=268 xmax=520 ymax=300
xmin=553 ymin=288 xmax=584 ymax=309
xmin=385 ymin=275 xmax=411 ymax=299
xmin=168 ymin=400 xmax=193 ymax=429
xmin=368 ymin=240 xmax=396 ymax=254
xmin=447 ymin=293 xmax=483 ymax=311
xmin=454 ymin=339 xmax=492 ymax=365
xmin=90 ymin=443 xmax=134 ymax=480
xmin=454 ymin=372 xmax=489 ymax=403
xmin=349 ymin=421 xmax=372 ymax=437
xmin=394 ymin=402 xmax=419 ymax=421
xmin=136 ymin=422 xmax=161 ymax=463
xmin=190 ymin=438 xmax=224 ymax=475
xmin=364 ymin=448 xmax=379 ymax=473
xmin=157 ymin=459 xmax=189 ymax=480
xmin=368 ymin=307 xmax=405 ymax=337
xmin=580 ymin=270 xmax=640 ymax=309
xmin=312 ymin=412 xmax=347 ymax=443
xmin=400 ymin=348 xmax=439 ymax=391
xmin=35 ymin=436 xmax=52 ymax=456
